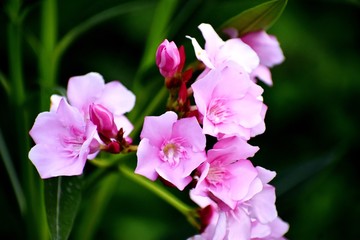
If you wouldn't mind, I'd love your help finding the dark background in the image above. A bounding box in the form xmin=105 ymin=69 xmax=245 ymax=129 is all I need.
xmin=1 ymin=0 xmax=359 ymax=239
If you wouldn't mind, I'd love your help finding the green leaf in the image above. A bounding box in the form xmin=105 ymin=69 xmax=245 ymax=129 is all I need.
xmin=44 ymin=176 xmax=83 ymax=240
xmin=221 ymin=0 xmax=288 ymax=36
xmin=54 ymin=2 xmax=152 ymax=64
xmin=0 ymin=128 xmax=26 ymax=214
xmin=134 ymin=0 xmax=179 ymax=86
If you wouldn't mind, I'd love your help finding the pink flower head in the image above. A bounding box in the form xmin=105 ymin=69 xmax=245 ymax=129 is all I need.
xmin=156 ymin=39 xmax=181 ymax=78
xmin=192 ymin=61 xmax=266 ymax=139
xmin=190 ymin=136 xmax=261 ymax=209
xmin=189 ymin=166 xmax=288 ymax=240
xmin=51 ymin=72 xmax=135 ymax=137
xmin=241 ymin=30 xmax=285 ymax=86
xmin=187 ymin=23 xmax=259 ymax=74
xmin=189 ymin=206 xmax=252 ymax=240
xmin=135 ymin=111 xmax=206 ymax=190
xmin=29 ymin=98 xmax=99 ymax=178
xmin=189 ymin=205 xmax=288 ymax=240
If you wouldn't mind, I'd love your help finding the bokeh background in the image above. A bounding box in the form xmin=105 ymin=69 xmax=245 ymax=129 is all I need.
xmin=1 ymin=0 xmax=359 ymax=239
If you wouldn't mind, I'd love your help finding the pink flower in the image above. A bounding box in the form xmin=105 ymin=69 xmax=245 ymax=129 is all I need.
xmin=241 ymin=31 xmax=285 ymax=86
xmin=189 ymin=166 xmax=288 ymax=240
xmin=29 ymin=98 xmax=99 ymax=178
xmin=192 ymin=61 xmax=266 ymax=139
xmin=135 ymin=111 xmax=206 ymax=190
xmin=156 ymin=39 xmax=181 ymax=78
xmin=190 ymin=136 xmax=261 ymax=209
xmin=51 ymin=72 xmax=135 ymax=137
xmin=187 ymin=23 xmax=259 ymax=74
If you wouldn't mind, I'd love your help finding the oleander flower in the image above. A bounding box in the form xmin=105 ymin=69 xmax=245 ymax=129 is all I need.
xmin=135 ymin=111 xmax=206 ymax=190
xmin=187 ymin=23 xmax=259 ymax=75
xmin=192 ymin=61 xmax=266 ymax=139
xmin=156 ymin=39 xmax=181 ymax=78
xmin=189 ymin=166 xmax=288 ymax=240
xmin=190 ymin=136 xmax=261 ymax=209
xmin=51 ymin=72 xmax=135 ymax=137
xmin=29 ymin=98 xmax=99 ymax=178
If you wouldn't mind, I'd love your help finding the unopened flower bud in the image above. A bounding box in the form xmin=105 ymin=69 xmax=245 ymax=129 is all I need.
xmin=89 ymin=103 xmax=118 ymax=138
xmin=156 ymin=39 xmax=181 ymax=78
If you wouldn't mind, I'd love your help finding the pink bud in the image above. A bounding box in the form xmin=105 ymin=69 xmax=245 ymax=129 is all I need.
xmin=89 ymin=103 xmax=118 ymax=138
xmin=156 ymin=39 xmax=181 ymax=78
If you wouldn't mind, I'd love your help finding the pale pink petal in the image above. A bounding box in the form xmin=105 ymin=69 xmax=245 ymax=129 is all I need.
xmin=50 ymin=94 xmax=62 ymax=111
xmin=156 ymin=164 xmax=192 ymax=191
xmin=251 ymin=221 xmax=271 ymax=238
xmin=256 ymin=166 xmax=277 ymax=184
xmin=140 ymin=111 xmax=177 ymax=146
xmin=186 ymin=36 xmax=215 ymax=69
xmin=97 ymin=81 xmax=136 ymax=115
xmin=29 ymin=144 xmax=87 ymax=178
xmin=198 ymin=23 xmax=224 ymax=58
xmin=67 ymin=72 xmax=104 ymax=113
xmin=171 ymin=116 xmax=206 ymax=151
xmin=217 ymin=38 xmax=259 ymax=73
xmin=250 ymin=186 xmax=278 ymax=224
xmin=251 ymin=64 xmax=273 ymax=86
xmin=135 ymin=138 xmax=160 ymax=181
xmin=268 ymin=217 xmax=289 ymax=238
xmin=227 ymin=207 xmax=251 ymax=240
xmin=241 ymin=30 xmax=285 ymax=67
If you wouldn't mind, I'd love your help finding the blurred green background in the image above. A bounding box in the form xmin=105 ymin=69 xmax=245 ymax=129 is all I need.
xmin=1 ymin=0 xmax=359 ymax=239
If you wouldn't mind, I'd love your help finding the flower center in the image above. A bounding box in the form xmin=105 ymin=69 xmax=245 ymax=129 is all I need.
xmin=61 ymin=126 xmax=87 ymax=158
xmin=206 ymin=165 xmax=230 ymax=187
xmin=207 ymin=98 xmax=230 ymax=124
xmin=160 ymin=139 xmax=188 ymax=167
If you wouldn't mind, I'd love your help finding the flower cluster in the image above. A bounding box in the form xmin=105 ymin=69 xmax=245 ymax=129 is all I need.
xmin=29 ymin=72 xmax=135 ymax=178
xmin=135 ymin=23 xmax=288 ymax=239
xmin=27 ymin=21 xmax=287 ymax=240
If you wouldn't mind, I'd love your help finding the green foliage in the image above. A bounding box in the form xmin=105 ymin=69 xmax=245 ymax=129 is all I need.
xmin=44 ymin=176 xmax=82 ymax=240
xmin=221 ymin=0 xmax=287 ymax=35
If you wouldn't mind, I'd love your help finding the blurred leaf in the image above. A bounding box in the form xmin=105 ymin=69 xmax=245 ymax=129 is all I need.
xmin=73 ymin=173 xmax=119 ymax=240
xmin=221 ymin=0 xmax=287 ymax=35
xmin=54 ymin=2 xmax=152 ymax=63
xmin=44 ymin=176 xmax=82 ymax=240
xmin=0 ymin=71 xmax=11 ymax=96
xmin=0 ymin=128 xmax=26 ymax=214
xmin=273 ymin=148 xmax=344 ymax=196
xmin=134 ymin=0 xmax=179 ymax=86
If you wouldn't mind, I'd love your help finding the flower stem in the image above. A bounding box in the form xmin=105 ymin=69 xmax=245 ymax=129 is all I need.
xmin=118 ymin=164 xmax=200 ymax=229
xmin=39 ymin=0 xmax=58 ymax=111
xmin=130 ymin=86 xmax=168 ymax=138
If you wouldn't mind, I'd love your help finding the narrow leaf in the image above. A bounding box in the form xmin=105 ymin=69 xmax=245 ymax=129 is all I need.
xmin=134 ymin=0 xmax=179 ymax=85
xmin=0 ymin=71 xmax=11 ymax=96
xmin=44 ymin=176 xmax=82 ymax=240
xmin=221 ymin=0 xmax=287 ymax=36
xmin=54 ymin=2 xmax=152 ymax=63
xmin=0 ymin=129 xmax=26 ymax=214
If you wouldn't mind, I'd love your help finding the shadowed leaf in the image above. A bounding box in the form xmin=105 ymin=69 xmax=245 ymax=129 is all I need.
xmin=221 ymin=0 xmax=287 ymax=36
xmin=44 ymin=176 xmax=82 ymax=240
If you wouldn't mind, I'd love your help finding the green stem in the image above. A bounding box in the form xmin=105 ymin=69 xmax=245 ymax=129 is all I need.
xmin=0 ymin=129 xmax=26 ymax=214
xmin=7 ymin=1 xmax=48 ymax=239
xmin=0 ymin=71 xmax=11 ymax=95
xmin=130 ymin=86 xmax=168 ymax=138
xmin=39 ymin=0 xmax=57 ymax=111
xmin=119 ymin=164 xmax=200 ymax=229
